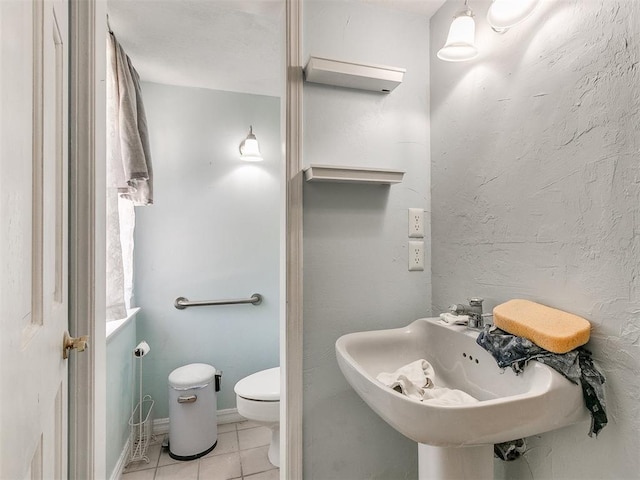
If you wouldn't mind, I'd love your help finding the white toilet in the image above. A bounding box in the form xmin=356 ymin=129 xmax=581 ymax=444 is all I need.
xmin=234 ymin=366 xmax=280 ymax=467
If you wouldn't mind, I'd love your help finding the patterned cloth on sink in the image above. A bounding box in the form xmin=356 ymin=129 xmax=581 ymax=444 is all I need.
xmin=476 ymin=326 xmax=607 ymax=437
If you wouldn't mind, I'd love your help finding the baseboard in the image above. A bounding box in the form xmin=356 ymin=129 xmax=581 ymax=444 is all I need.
xmin=217 ymin=407 xmax=246 ymax=425
xmin=153 ymin=417 xmax=170 ymax=435
xmin=152 ymin=407 xmax=245 ymax=436
xmin=109 ymin=436 xmax=130 ymax=480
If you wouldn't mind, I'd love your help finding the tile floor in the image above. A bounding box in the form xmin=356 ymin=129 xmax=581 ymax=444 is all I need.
xmin=122 ymin=421 xmax=278 ymax=480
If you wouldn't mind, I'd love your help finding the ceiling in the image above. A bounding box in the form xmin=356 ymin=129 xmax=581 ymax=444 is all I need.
xmin=108 ymin=0 xmax=286 ymax=97
xmin=107 ymin=0 xmax=446 ymax=97
xmin=363 ymin=0 xmax=447 ymax=17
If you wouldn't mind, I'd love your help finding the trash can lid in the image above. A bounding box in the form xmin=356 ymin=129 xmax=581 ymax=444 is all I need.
xmin=169 ymin=363 xmax=217 ymax=388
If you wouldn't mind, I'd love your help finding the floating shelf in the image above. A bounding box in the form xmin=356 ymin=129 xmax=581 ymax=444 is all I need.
xmin=304 ymin=57 xmax=405 ymax=93
xmin=303 ymin=165 xmax=405 ymax=185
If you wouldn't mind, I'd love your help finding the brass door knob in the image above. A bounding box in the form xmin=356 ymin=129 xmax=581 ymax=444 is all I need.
xmin=63 ymin=331 xmax=89 ymax=359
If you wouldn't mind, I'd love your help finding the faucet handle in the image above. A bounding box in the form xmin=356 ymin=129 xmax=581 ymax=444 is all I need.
xmin=449 ymin=304 xmax=466 ymax=315
xmin=468 ymin=297 xmax=484 ymax=307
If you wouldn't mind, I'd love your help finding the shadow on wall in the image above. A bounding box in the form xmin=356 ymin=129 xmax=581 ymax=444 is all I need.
xmin=303 ymin=182 xmax=391 ymax=237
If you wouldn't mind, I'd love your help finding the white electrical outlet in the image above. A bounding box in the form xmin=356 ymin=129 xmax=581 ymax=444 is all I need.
xmin=408 ymin=241 xmax=424 ymax=271
xmin=408 ymin=208 xmax=424 ymax=238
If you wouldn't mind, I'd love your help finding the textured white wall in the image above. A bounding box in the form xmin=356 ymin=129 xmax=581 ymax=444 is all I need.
xmin=303 ymin=1 xmax=431 ymax=478
xmin=431 ymin=0 xmax=639 ymax=478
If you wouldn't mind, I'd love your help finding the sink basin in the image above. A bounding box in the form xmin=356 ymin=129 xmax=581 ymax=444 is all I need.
xmin=335 ymin=317 xmax=589 ymax=448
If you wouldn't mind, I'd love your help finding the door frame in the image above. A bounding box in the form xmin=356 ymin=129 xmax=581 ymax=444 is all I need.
xmin=68 ymin=0 xmax=107 ymax=478
xmin=67 ymin=1 xmax=303 ymax=478
xmin=284 ymin=0 xmax=303 ymax=478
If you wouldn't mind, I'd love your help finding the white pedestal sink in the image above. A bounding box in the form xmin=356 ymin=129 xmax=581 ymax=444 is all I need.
xmin=335 ymin=318 xmax=589 ymax=479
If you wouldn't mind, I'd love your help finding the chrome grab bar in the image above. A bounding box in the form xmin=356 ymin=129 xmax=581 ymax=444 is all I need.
xmin=174 ymin=293 xmax=262 ymax=310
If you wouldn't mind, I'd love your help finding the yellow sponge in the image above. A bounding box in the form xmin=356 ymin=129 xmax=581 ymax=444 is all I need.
xmin=493 ymin=299 xmax=591 ymax=354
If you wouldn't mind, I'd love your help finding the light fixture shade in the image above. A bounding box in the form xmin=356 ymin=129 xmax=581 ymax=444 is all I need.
xmin=437 ymin=9 xmax=478 ymax=62
xmin=239 ymin=125 xmax=263 ymax=161
xmin=487 ymin=0 xmax=539 ymax=32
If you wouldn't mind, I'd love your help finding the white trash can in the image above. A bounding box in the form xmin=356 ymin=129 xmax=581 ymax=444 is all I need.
xmin=168 ymin=363 xmax=221 ymax=460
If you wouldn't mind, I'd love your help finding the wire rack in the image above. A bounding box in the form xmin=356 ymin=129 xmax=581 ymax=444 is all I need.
xmin=128 ymin=395 xmax=154 ymax=463
xmin=127 ymin=342 xmax=155 ymax=465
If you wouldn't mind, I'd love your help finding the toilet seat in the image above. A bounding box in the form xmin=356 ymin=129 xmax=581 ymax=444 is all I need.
xmin=234 ymin=366 xmax=280 ymax=401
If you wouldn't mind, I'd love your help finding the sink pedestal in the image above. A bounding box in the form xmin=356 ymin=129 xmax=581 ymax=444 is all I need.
xmin=418 ymin=444 xmax=493 ymax=480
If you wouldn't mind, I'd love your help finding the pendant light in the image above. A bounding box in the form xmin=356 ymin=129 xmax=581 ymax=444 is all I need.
xmin=487 ymin=0 xmax=539 ymax=33
xmin=437 ymin=0 xmax=478 ymax=62
xmin=239 ymin=125 xmax=263 ymax=162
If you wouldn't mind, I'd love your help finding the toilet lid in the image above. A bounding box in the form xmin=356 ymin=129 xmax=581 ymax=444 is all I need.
xmin=234 ymin=367 xmax=280 ymax=401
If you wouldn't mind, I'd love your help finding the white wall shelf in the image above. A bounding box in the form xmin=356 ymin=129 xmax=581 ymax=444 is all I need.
xmin=304 ymin=57 xmax=405 ymax=93
xmin=303 ymin=165 xmax=405 ymax=185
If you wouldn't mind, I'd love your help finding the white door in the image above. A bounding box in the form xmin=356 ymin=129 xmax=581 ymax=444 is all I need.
xmin=0 ymin=0 xmax=71 ymax=478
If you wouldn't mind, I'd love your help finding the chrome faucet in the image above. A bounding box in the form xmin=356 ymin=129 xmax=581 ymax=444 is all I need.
xmin=449 ymin=297 xmax=485 ymax=330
